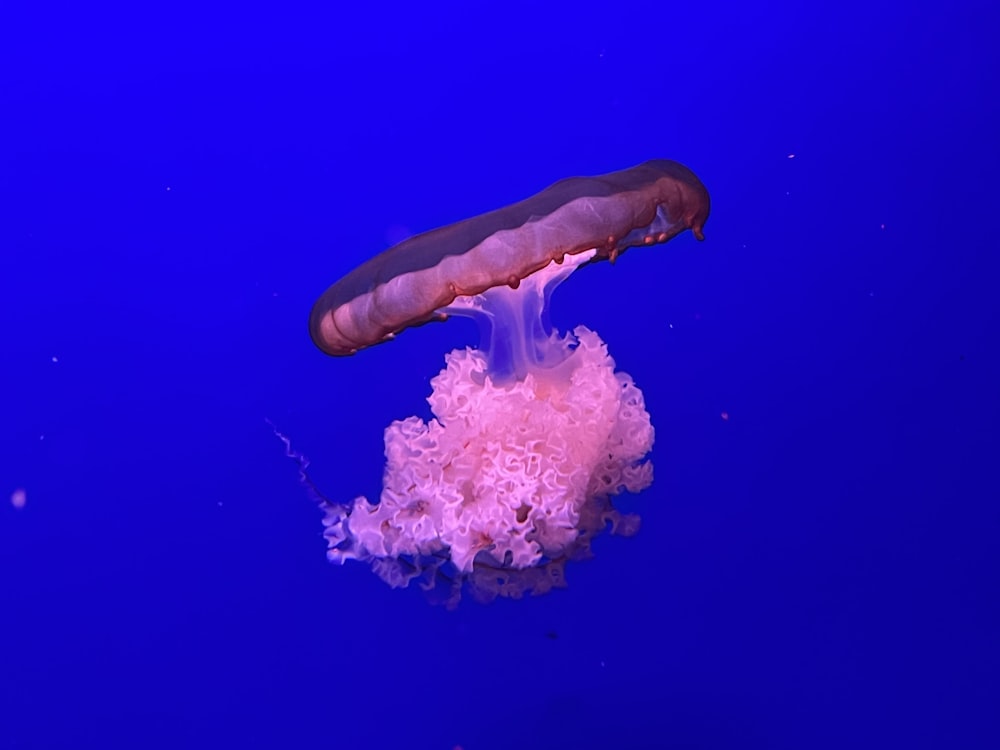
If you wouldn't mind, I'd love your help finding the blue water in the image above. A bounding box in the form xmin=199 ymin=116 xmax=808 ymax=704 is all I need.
xmin=2 ymin=3 xmax=997 ymax=748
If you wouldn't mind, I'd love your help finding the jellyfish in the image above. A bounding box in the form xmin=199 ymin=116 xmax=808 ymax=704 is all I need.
xmin=309 ymin=160 xmax=710 ymax=605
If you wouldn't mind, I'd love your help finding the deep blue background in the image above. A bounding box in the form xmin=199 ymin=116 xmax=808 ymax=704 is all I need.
xmin=2 ymin=3 xmax=997 ymax=748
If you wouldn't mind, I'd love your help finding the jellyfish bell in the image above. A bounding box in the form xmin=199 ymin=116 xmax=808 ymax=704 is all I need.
xmin=309 ymin=159 xmax=708 ymax=373
xmin=309 ymin=160 xmax=709 ymax=605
